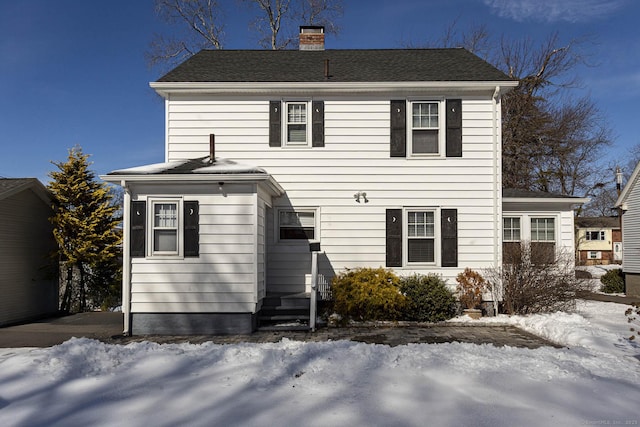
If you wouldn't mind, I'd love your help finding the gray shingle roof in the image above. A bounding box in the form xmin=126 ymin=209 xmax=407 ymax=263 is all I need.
xmin=502 ymin=188 xmax=582 ymax=199
xmin=575 ymin=216 xmax=620 ymax=228
xmin=157 ymin=48 xmax=514 ymax=83
xmin=0 ymin=178 xmax=51 ymax=202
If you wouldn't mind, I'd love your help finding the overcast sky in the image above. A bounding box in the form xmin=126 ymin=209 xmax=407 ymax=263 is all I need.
xmin=1 ymin=0 xmax=638 ymax=184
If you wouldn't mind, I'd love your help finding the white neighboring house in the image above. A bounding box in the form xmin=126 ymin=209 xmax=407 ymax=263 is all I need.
xmin=0 ymin=178 xmax=58 ymax=326
xmin=103 ymin=27 xmax=585 ymax=335
xmin=615 ymin=161 xmax=640 ymax=297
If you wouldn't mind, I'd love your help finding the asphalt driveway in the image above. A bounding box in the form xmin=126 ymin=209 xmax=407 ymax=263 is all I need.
xmin=0 ymin=312 xmax=560 ymax=349
xmin=0 ymin=312 xmax=123 ymax=348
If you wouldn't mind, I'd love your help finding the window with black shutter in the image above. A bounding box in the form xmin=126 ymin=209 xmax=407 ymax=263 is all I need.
xmin=184 ymin=201 xmax=199 ymax=257
xmin=441 ymin=209 xmax=458 ymax=267
xmin=270 ymin=100 xmax=324 ymax=148
xmin=390 ymin=99 xmax=463 ymax=158
xmin=386 ymin=209 xmax=402 ymax=267
xmin=130 ymin=201 xmax=146 ymax=257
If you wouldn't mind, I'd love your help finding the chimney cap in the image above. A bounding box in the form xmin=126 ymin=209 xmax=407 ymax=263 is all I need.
xmin=299 ymin=25 xmax=324 ymax=33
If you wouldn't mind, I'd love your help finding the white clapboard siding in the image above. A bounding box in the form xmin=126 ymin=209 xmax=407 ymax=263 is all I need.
xmin=130 ymin=186 xmax=262 ymax=313
xmin=0 ymin=188 xmax=58 ymax=326
xmin=623 ymin=181 xmax=640 ymax=273
xmin=166 ymin=97 xmax=501 ymax=291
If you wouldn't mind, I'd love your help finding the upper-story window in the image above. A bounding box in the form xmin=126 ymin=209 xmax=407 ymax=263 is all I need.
xmin=411 ymin=101 xmax=440 ymax=155
xmin=270 ymin=100 xmax=324 ymax=148
xmin=285 ymin=102 xmax=309 ymax=146
xmin=585 ymin=230 xmax=606 ymax=241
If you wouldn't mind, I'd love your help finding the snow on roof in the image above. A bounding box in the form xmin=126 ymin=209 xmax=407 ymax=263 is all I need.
xmin=107 ymin=157 xmax=266 ymax=176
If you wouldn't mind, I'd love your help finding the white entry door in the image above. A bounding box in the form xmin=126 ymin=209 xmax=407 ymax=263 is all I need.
xmin=613 ymin=242 xmax=622 ymax=261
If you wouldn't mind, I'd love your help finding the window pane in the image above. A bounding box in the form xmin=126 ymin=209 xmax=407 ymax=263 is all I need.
xmin=288 ymin=124 xmax=306 ymax=142
xmin=531 ymin=218 xmax=555 ymax=242
xmin=287 ymin=103 xmax=306 ymax=123
xmin=154 ymin=203 xmax=177 ymax=227
xmin=408 ymin=211 xmax=434 ymax=237
xmin=412 ymin=130 xmax=438 ymax=153
xmin=154 ymin=230 xmax=177 ymax=252
xmin=408 ymin=239 xmax=435 ymax=262
xmin=412 ymin=102 xmax=438 ymax=128
xmin=503 ymin=217 xmax=521 ymax=242
xmin=279 ymin=211 xmax=315 ymax=240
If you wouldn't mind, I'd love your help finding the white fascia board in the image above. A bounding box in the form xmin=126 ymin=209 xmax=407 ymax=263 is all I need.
xmin=503 ymin=197 xmax=590 ymax=205
xmin=99 ymin=174 xmax=285 ymax=196
xmin=150 ymin=81 xmax=519 ymax=97
xmin=616 ymin=161 xmax=640 ymax=208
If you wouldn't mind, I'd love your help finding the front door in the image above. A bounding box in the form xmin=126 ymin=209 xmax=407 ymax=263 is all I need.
xmin=613 ymin=242 xmax=622 ymax=261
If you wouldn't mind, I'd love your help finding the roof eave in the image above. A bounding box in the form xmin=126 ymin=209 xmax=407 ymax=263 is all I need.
xmin=503 ymin=196 xmax=590 ymax=205
xmin=100 ymin=173 xmax=285 ymax=197
xmin=0 ymin=178 xmax=52 ymax=204
xmin=150 ymin=81 xmax=518 ymax=98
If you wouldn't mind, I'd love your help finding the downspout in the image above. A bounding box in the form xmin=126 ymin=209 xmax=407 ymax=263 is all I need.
xmin=121 ymin=180 xmax=132 ymax=335
xmin=492 ymin=85 xmax=501 ymax=315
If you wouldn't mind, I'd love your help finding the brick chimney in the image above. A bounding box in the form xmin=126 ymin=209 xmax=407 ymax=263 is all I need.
xmin=299 ymin=26 xmax=325 ymax=51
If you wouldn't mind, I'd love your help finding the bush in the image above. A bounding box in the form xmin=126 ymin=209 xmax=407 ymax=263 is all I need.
xmin=331 ymin=267 xmax=406 ymax=321
xmin=485 ymin=241 xmax=589 ymax=315
xmin=600 ymin=269 xmax=624 ymax=294
xmin=400 ymin=274 xmax=456 ymax=322
xmin=456 ymin=268 xmax=488 ymax=310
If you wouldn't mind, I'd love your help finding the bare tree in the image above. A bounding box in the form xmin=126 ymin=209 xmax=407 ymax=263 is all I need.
xmin=148 ymin=0 xmax=343 ymax=68
xmin=419 ymin=26 xmax=612 ymax=197
xmin=245 ymin=0 xmax=293 ymax=50
xmin=148 ymin=0 xmax=225 ymax=70
xmin=244 ymin=0 xmax=343 ymax=50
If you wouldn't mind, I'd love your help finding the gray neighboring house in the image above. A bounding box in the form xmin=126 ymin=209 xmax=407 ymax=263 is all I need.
xmin=615 ymin=162 xmax=640 ymax=297
xmin=0 ymin=178 xmax=58 ymax=326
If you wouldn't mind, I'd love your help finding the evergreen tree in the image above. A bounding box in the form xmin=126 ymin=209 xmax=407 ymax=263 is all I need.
xmin=48 ymin=146 xmax=122 ymax=312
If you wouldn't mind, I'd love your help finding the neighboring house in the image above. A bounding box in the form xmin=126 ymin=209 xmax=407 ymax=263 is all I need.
xmin=0 ymin=178 xmax=58 ymax=326
xmin=615 ymin=161 xmax=640 ymax=297
xmin=103 ymin=27 xmax=585 ymax=335
xmin=575 ymin=216 xmax=622 ymax=265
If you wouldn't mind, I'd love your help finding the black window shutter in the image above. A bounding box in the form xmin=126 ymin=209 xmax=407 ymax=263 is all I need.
xmin=386 ymin=209 xmax=403 ymax=267
xmin=184 ymin=201 xmax=199 ymax=257
xmin=130 ymin=201 xmax=146 ymax=258
xmin=269 ymin=101 xmax=281 ymax=147
xmin=446 ymin=99 xmax=462 ymax=157
xmin=441 ymin=209 xmax=458 ymax=267
xmin=312 ymin=100 xmax=324 ymax=147
xmin=390 ymin=100 xmax=406 ymax=157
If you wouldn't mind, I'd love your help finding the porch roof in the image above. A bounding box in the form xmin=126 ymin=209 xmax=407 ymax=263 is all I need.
xmin=101 ymin=156 xmax=284 ymax=196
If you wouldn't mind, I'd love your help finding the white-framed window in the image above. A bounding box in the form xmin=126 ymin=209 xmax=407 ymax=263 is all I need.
xmin=503 ymin=216 xmax=522 ymax=264
xmin=278 ymin=208 xmax=318 ymax=241
xmin=588 ymin=251 xmax=602 ymax=260
xmin=410 ymin=100 xmax=442 ymax=156
xmin=149 ymin=199 xmax=182 ymax=256
xmin=585 ymin=230 xmax=606 ymax=241
xmin=531 ymin=217 xmax=556 ymax=264
xmin=503 ymin=217 xmax=521 ymax=242
xmin=285 ymin=101 xmax=310 ymax=146
xmin=406 ymin=209 xmax=437 ymax=264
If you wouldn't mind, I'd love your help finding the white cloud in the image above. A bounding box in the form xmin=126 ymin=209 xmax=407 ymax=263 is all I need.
xmin=484 ymin=0 xmax=626 ymax=23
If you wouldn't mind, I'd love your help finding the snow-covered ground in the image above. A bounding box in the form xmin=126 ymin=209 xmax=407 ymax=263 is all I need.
xmin=0 ymin=300 xmax=638 ymax=427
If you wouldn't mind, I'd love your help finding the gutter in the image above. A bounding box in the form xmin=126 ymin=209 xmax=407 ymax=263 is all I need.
xmin=121 ymin=180 xmax=131 ymax=336
xmin=150 ymin=80 xmax=520 ymax=97
xmin=492 ymin=85 xmax=501 ymax=271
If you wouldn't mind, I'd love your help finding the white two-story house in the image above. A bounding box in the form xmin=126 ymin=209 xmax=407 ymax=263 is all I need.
xmin=103 ymin=27 xmax=584 ymax=335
